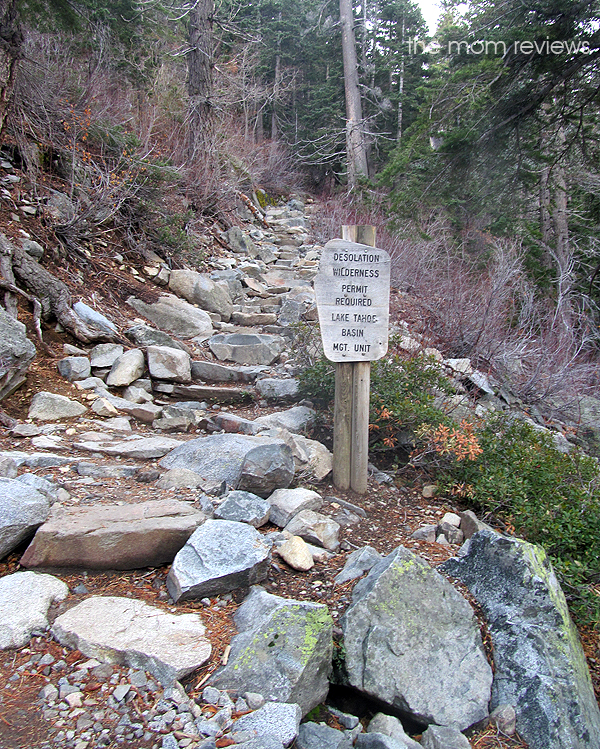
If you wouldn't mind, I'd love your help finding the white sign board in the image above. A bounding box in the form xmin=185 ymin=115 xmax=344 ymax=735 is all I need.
xmin=314 ymin=238 xmax=391 ymax=362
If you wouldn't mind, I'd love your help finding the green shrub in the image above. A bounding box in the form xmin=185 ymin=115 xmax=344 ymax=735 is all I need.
xmin=439 ymin=414 xmax=600 ymax=626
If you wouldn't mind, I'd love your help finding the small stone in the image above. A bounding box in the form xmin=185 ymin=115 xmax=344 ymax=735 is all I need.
xmin=276 ymin=535 xmax=314 ymax=571
xmin=244 ymin=692 xmax=265 ymax=710
xmin=490 ymin=704 xmax=517 ymax=736
xmin=422 ymin=484 xmax=437 ymax=498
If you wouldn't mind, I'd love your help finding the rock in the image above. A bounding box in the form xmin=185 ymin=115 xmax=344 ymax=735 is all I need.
xmin=410 ymin=525 xmax=437 ymax=542
xmin=367 ymin=714 xmax=420 ymax=749
xmin=28 ymin=392 xmax=87 ymax=420
xmin=441 ymin=530 xmax=600 ymax=749
xmin=277 ymin=299 xmax=304 ymax=327
xmin=342 ymin=545 xmax=492 ymax=730
xmin=231 ymin=311 xmax=278 ymax=326
xmin=16 ymin=474 xmax=59 ymax=501
xmin=147 ymin=345 xmax=191 ymax=382
xmin=21 ymin=238 xmax=44 ymax=258
xmin=438 ymin=522 xmax=464 ymax=545
xmin=458 ymin=510 xmax=494 ymax=540
xmin=255 ymin=378 xmax=299 ymax=400
xmin=208 ymin=333 xmax=285 ymax=366
xmin=211 ymin=586 xmax=332 ymax=716
xmin=166 ymin=520 xmax=271 ymax=601
xmin=0 ymin=572 xmax=69 ymax=649
xmin=237 ymin=443 xmax=295 ymax=497
xmin=254 ymin=406 xmax=315 ymax=434
xmin=224 ymin=226 xmax=256 ymax=255
xmin=20 ymin=499 xmax=206 ymax=569
xmin=75 ymin=375 xmax=108 ymax=390
xmin=267 ymin=487 xmax=323 ymax=527
xmin=285 ymin=510 xmax=340 ymax=551
xmin=214 ymin=491 xmax=270 ymax=527
xmin=334 ymin=546 xmax=382 ymax=585
xmin=296 ymin=722 xmax=349 ymax=749
xmin=191 ymin=360 xmax=267 ymax=384
xmin=126 ymin=324 xmax=189 ymax=351
xmin=127 ymin=294 xmax=213 ymax=340
xmin=490 ymin=704 xmax=516 ymax=736
xmin=160 ymin=433 xmax=289 ymax=487
xmin=292 ymin=434 xmax=332 ymax=481
xmin=420 ymin=725 xmax=471 ymax=749
xmin=422 ymin=484 xmax=437 ymax=498
xmin=75 ymin=462 xmax=138 ymax=479
xmin=441 ymin=512 xmax=461 ymax=527
xmin=0 ymin=456 xmax=18 ymax=478
xmin=75 ymin=436 xmax=183 ymax=459
xmin=73 ymin=301 xmax=118 ymax=335
xmin=354 ymin=733 xmax=412 ymax=749
xmin=0 ymin=451 xmax=70 ymax=468
xmin=57 ymin=356 xmax=91 ymax=381
xmin=275 ymin=535 xmax=314 ymax=571
xmin=10 ymin=423 xmax=42 ymax=438
xmin=0 ymin=479 xmax=50 ymax=558
xmin=213 ymin=412 xmax=262 ymax=435
xmin=91 ymin=397 xmax=119 ymax=417
xmin=232 ymin=703 xmax=301 ymax=746
xmin=52 ymin=596 xmax=211 ymax=685
xmin=156 ymin=468 xmax=205 ymax=489
xmin=122 ymin=384 xmax=154 ymax=403
xmin=106 ymin=349 xmax=145 ymax=387
xmin=89 ymin=343 xmax=124 ymax=368
xmin=169 ymin=270 xmax=233 ymax=321
xmin=235 ymin=738 xmax=284 ymax=749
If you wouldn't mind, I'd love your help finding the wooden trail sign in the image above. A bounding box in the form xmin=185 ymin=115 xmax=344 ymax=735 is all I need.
xmin=314 ymin=230 xmax=390 ymax=493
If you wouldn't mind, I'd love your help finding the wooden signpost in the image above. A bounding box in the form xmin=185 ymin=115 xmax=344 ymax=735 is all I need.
xmin=314 ymin=226 xmax=391 ymax=494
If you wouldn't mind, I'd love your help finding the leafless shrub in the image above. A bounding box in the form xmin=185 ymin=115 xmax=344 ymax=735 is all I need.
xmin=312 ymin=195 xmax=600 ymax=407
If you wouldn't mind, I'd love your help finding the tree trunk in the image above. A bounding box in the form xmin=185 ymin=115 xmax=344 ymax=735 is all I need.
xmin=397 ymin=17 xmax=405 ymax=141
xmin=187 ymin=0 xmax=215 ymax=162
xmin=1 ymin=235 xmax=114 ymax=343
xmin=0 ymin=0 xmax=23 ymax=143
xmin=339 ymin=0 xmax=368 ymax=186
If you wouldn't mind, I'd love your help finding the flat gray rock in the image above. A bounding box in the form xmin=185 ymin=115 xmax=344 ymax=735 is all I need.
xmin=166 ymin=520 xmax=271 ymax=601
xmin=254 ymin=406 xmax=315 ymax=434
xmin=355 ymin=734 xmax=415 ymax=749
xmin=160 ymin=433 xmax=289 ymax=487
xmin=341 ymin=545 xmax=492 ymax=730
xmin=191 ymin=360 xmax=267 ymax=384
xmin=75 ymin=436 xmax=182 ymax=459
xmin=28 ymin=392 xmax=87 ymax=421
xmin=237 ymin=443 xmax=295 ymax=497
xmin=211 ymin=587 xmax=332 ymax=716
xmin=126 ymin=324 xmax=188 ymax=351
xmin=0 ymin=478 xmax=50 ymax=559
xmin=20 ymin=499 xmax=205 ymax=569
xmin=128 ymin=294 xmax=213 ymax=340
xmin=52 ymin=596 xmax=211 ymax=685
xmin=367 ymin=714 xmax=420 ymax=749
xmin=441 ymin=530 xmax=600 ymax=749
xmin=156 ymin=468 xmax=205 ymax=489
xmin=214 ymin=491 xmax=270 ymax=527
xmin=267 ymin=488 xmax=323 ymax=528
xmin=73 ymin=301 xmax=117 ymax=335
xmin=0 ymin=304 xmax=36 ymax=401
xmin=230 ymin=702 xmax=301 ymax=747
xmin=208 ymin=333 xmax=285 ymax=366
xmin=0 ymin=572 xmax=68 ymax=649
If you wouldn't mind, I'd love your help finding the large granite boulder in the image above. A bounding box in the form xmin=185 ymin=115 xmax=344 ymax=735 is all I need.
xmin=210 ymin=586 xmax=332 ymax=716
xmin=0 ymin=479 xmax=50 ymax=558
xmin=341 ymin=546 xmax=492 ymax=730
xmin=166 ymin=520 xmax=271 ymax=601
xmin=0 ymin=572 xmax=69 ymax=649
xmin=208 ymin=333 xmax=285 ymax=365
xmin=441 ymin=530 xmax=600 ymax=749
xmin=267 ymin=487 xmax=323 ymax=528
xmin=169 ymin=269 xmax=233 ymax=321
xmin=20 ymin=499 xmax=206 ymax=569
xmin=231 ymin=702 xmax=301 ymax=747
xmin=127 ymin=294 xmax=213 ymax=339
xmin=52 ymin=596 xmax=211 ymax=685
xmin=160 ymin=433 xmax=290 ymax=488
xmin=237 ymin=443 xmax=295 ymax=497
xmin=214 ymin=491 xmax=270 ymax=527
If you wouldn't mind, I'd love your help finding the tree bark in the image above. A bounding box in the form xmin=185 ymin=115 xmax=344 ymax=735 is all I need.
xmin=0 ymin=0 xmax=23 ymax=143
xmin=187 ymin=0 xmax=215 ymax=162
xmin=339 ymin=0 xmax=368 ymax=186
